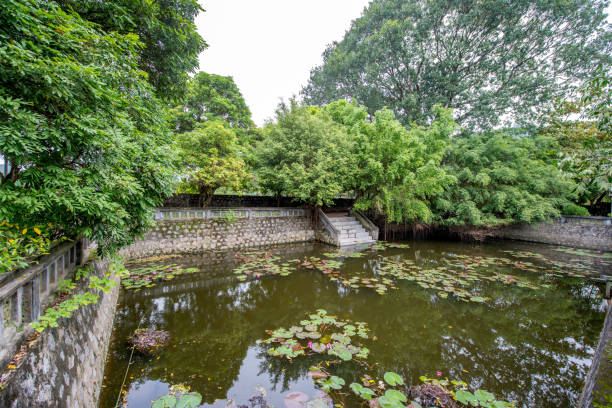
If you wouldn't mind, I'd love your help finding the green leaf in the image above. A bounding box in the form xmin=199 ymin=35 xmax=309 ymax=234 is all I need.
xmin=152 ymin=394 xmax=177 ymax=408
xmin=384 ymin=389 xmax=408 ymax=403
xmin=475 ymin=389 xmax=495 ymax=403
xmin=383 ymin=371 xmax=404 ymax=386
xmin=454 ymin=390 xmax=478 ymax=406
xmin=176 ymin=392 xmax=202 ymax=408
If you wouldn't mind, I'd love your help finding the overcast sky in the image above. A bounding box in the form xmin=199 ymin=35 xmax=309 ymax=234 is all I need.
xmin=196 ymin=0 xmax=371 ymax=126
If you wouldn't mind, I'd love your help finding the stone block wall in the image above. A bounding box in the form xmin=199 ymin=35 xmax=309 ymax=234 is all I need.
xmin=498 ymin=218 xmax=612 ymax=251
xmin=122 ymin=216 xmax=316 ymax=259
xmin=0 ymin=259 xmax=121 ymax=408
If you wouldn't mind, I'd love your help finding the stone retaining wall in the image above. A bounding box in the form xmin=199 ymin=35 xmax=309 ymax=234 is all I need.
xmin=121 ymin=216 xmax=316 ymax=259
xmin=0 ymin=259 xmax=120 ymax=408
xmin=497 ymin=217 xmax=612 ymax=251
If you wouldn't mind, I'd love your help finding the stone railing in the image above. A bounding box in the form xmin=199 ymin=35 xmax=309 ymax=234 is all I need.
xmin=154 ymin=207 xmax=307 ymax=221
xmin=0 ymin=239 xmax=88 ymax=367
xmin=351 ymin=209 xmax=380 ymax=240
xmin=317 ymin=208 xmax=340 ymax=245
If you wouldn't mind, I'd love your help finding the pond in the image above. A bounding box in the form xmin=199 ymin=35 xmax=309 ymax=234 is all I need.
xmin=99 ymin=240 xmax=610 ymax=408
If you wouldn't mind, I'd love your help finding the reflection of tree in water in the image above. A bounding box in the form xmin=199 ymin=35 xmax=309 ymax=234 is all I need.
xmin=100 ymin=242 xmax=606 ymax=408
xmin=364 ymin=279 xmax=603 ymax=407
xmin=254 ymin=344 xmax=370 ymax=400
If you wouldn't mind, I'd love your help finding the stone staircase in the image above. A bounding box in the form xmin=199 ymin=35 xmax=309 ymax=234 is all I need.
xmin=326 ymin=212 xmax=376 ymax=246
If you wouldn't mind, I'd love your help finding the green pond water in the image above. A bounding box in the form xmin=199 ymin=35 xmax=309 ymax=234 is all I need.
xmin=99 ymin=240 xmax=611 ymax=408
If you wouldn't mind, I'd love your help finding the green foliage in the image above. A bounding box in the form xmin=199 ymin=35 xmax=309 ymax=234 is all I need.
xmin=59 ymin=0 xmax=207 ymax=100
xmin=383 ymin=371 xmax=404 ymax=386
xmin=562 ymin=204 xmax=590 ymax=216
xmin=254 ymin=101 xmax=354 ymax=207
xmin=120 ymin=263 xmax=199 ymax=290
xmin=302 ymin=0 xmax=611 ymax=129
xmin=0 ymin=223 xmax=50 ymax=273
xmin=30 ymin=256 xmax=119 ymax=333
xmin=419 ymin=376 xmax=513 ymax=408
xmin=542 ymin=65 xmax=612 ymax=207
xmin=151 ymin=385 xmax=202 ymax=408
xmin=350 ymin=383 xmax=375 ymax=400
xmin=175 ymin=120 xmax=251 ymax=206
xmin=316 ymin=375 xmax=345 ymax=392
xmin=173 ymin=72 xmax=256 ymax=143
xmin=30 ymin=291 xmax=99 ymax=332
xmin=433 ymin=132 xmax=576 ymax=226
xmin=325 ymin=100 xmax=454 ymax=222
xmin=0 ymin=0 xmax=176 ymax=255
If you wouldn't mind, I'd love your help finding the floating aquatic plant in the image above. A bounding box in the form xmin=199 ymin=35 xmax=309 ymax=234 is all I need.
xmin=151 ymin=384 xmax=201 ymax=408
xmin=232 ymin=250 xmax=296 ymax=281
xmin=418 ymin=375 xmax=514 ymax=408
xmin=121 ymin=264 xmax=199 ymax=290
xmin=258 ymin=309 xmax=370 ymax=363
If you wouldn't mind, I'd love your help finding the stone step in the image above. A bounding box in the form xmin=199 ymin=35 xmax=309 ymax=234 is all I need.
xmin=336 ymin=225 xmax=365 ymax=231
xmin=324 ymin=211 xmax=376 ymax=246
xmin=339 ymin=239 xmax=376 ymax=246
xmin=341 ymin=233 xmax=372 ymax=240
xmin=340 ymin=229 xmax=371 ymax=236
xmin=333 ymin=223 xmax=362 ymax=230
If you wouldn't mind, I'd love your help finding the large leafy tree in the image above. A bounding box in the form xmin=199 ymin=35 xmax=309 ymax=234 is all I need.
xmin=302 ymin=0 xmax=612 ymax=129
xmin=173 ymin=72 xmax=256 ymax=144
xmin=175 ymin=121 xmax=251 ymax=206
xmin=324 ymin=100 xmax=454 ymax=222
xmin=541 ymin=66 xmax=611 ymax=211
xmin=254 ymin=102 xmax=354 ymax=207
xmin=433 ymin=133 xmax=577 ymax=226
xmin=59 ymin=0 xmax=207 ymax=100
xmin=0 ymin=0 xmax=175 ymax=255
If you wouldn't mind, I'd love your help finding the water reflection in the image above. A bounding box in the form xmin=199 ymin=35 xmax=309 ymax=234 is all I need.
xmin=100 ymin=241 xmax=606 ymax=408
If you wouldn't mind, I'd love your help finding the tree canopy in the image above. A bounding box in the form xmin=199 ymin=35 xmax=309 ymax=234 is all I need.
xmin=175 ymin=121 xmax=251 ymax=206
xmin=433 ymin=132 xmax=577 ymax=226
xmin=541 ymin=66 xmax=611 ymax=210
xmin=302 ymin=0 xmax=612 ymax=129
xmin=173 ymin=72 xmax=256 ymax=144
xmin=58 ymin=0 xmax=207 ymax=100
xmin=0 ymin=0 xmax=182 ymax=255
xmin=254 ymin=102 xmax=354 ymax=207
xmin=324 ymin=100 xmax=454 ymax=222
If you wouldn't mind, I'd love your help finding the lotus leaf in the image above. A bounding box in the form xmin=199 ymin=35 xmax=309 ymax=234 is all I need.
xmin=350 ymin=383 xmax=375 ymax=400
xmin=176 ymin=393 xmax=202 ymax=408
xmin=152 ymin=395 xmax=177 ymax=408
xmin=383 ymin=372 xmax=404 ymax=386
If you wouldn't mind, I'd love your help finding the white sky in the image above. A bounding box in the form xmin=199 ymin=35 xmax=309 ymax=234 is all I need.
xmin=196 ymin=0 xmax=371 ymax=126
xmin=196 ymin=1 xmax=611 ymax=127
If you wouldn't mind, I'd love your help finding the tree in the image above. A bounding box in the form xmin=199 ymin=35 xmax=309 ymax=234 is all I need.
xmin=302 ymin=0 xmax=612 ymax=130
xmin=0 ymin=0 xmax=175 ymax=255
xmin=433 ymin=132 xmax=577 ymax=226
xmin=58 ymin=0 xmax=207 ymax=100
xmin=541 ymin=66 xmax=611 ymax=211
xmin=254 ymin=102 xmax=354 ymax=207
xmin=173 ymin=72 xmax=256 ymax=144
xmin=324 ymin=100 xmax=454 ymax=223
xmin=175 ymin=121 xmax=251 ymax=206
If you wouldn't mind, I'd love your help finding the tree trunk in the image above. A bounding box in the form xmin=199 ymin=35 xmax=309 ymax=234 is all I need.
xmin=198 ymin=185 xmax=215 ymax=208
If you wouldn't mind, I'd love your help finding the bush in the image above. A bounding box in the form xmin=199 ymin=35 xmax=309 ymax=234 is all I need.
xmin=562 ymin=204 xmax=590 ymax=216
